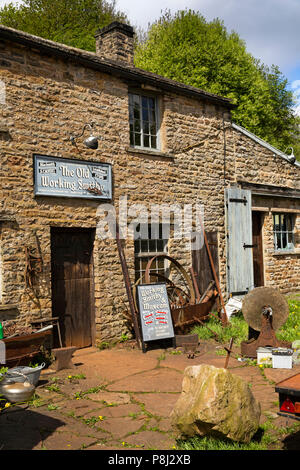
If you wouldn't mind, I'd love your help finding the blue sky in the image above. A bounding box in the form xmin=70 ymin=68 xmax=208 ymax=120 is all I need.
xmin=1 ymin=0 xmax=300 ymax=114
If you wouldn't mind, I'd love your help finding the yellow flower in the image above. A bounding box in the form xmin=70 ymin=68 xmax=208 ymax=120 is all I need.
xmin=5 ymin=403 xmax=11 ymax=408
xmin=98 ymin=415 xmax=104 ymax=421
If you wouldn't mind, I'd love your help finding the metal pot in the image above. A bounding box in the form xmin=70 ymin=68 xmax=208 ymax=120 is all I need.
xmin=0 ymin=381 xmax=35 ymax=403
xmin=0 ymin=370 xmax=36 ymax=403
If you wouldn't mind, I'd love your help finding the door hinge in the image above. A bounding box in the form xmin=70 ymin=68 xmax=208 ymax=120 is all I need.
xmin=231 ymin=290 xmax=248 ymax=296
xmin=229 ymin=197 xmax=248 ymax=204
xmin=243 ymin=243 xmax=257 ymax=249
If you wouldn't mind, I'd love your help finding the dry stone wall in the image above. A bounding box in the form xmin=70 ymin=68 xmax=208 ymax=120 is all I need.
xmin=0 ymin=39 xmax=232 ymax=341
xmin=0 ymin=38 xmax=299 ymax=342
xmin=229 ymin=127 xmax=300 ymax=294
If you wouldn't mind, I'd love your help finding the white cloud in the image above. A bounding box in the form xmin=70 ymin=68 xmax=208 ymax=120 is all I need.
xmin=115 ymin=0 xmax=300 ymax=76
xmin=1 ymin=0 xmax=300 ymax=79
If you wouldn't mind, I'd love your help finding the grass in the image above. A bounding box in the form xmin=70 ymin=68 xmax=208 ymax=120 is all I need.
xmin=176 ymin=418 xmax=300 ymax=451
xmin=190 ymin=299 xmax=300 ymax=346
xmin=183 ymin=298 xmax=300 ymax=450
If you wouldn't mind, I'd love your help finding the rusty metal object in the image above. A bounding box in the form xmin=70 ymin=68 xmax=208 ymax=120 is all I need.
xmin=115 ymin=222 xmax=142 ymax=349
xmin=241 ymin=287 xmax=291 ymax=358
xmin=172 ymin=298 xmax=216 ymax=334
xmin=2 ymin=330 xmax=52 ymax=367
xmin=24 ymin=246 xmax=43 ymax=289
xmin=224 ymin=337 xmax=234 ymax=369
xmin=189 ymin=267 xmax=201 ymax=303
xmin=198 ymin=214 xmax=228 ymax=325
xmin=141 ymin=254 xmax=222 ymax=334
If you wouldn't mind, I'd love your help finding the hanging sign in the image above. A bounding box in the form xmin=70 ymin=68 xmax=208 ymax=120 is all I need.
xmin=34 ymin=154 xmax=112 ymax=200
xmin=137 ymin=283 xmax=175 ymax=344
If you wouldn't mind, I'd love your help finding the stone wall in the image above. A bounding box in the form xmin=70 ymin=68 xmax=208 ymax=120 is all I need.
xmin=0 ymin=37 xmax=299 ymax=343
xmin=0 ymin=39 xmax=232 ymax=341
xmin=229 ymin=127 xmax=300 ymax=294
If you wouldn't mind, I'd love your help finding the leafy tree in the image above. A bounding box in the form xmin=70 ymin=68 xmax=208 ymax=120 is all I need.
xmin=0 ymin=0 xmax=128 ymax=51
xmin=135 ymin=9 xmax=299 ymax=156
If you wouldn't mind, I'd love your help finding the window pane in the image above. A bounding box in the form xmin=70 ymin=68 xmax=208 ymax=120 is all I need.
xmin=150 ymin=109 xmax=156 ymax=123
xmin=157 ymin=239 xmax=164 ymax=252
xmin=148 ymin=239 xmax=156 ymax=252
xmin=141 ymin=240 xmax=148 ymax=252
xmin=134 ymin=133 xmax=141 ymax=146
xmin=282 ymin=232 xmax=287 ymax=248
xmin=134 ymin=239 xmax=140 ymax=253
xmin=282 ymin=216 xmax=287 ymax=231
xmin=130 ymin=131 xmax=134 ymax=146
xmin=151 ymin=136 xmax=157 ymax=148
xmin=133 ymin=104 xmax=140 ymax=119
xmin=150 ymin=123 xmax=156 ymax=136
xmin=148 ymin=97 xmax=155 ymax=109
xmin=142 ymin=106 xmax=149 ymax=122
xmin=134 ymin=223 xmax=168 ymax=282
xmin=134 ymin=119 xmax=141 ymax=133
xmin=274 ymin=214 xmax=280 ymax=230
xmin=287 ymin=216 xmax=293 ymax=231
xmin=129 ymin=93 xmax=158 ymax=150
xmin=133 ymin=94 xmax=140 ymax=106
xmin=142 ymin=96 xmax=149 ymax=108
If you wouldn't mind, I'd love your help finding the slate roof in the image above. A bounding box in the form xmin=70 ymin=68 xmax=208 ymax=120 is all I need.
xmin=0 ymin=24 xmax=235 ymax=110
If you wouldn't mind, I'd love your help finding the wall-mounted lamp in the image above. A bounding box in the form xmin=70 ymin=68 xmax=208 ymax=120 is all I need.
xmin=284 ymin=146 xmax=296 ymax=164
xmin=70 ymin=122 xmax=99 ymax=150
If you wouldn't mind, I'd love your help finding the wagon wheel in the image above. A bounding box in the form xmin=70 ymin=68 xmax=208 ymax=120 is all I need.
xmin=144 ymin=254 xmax=196 ymax=306
xmin=132 ymin=272 xmax=190 ymax=312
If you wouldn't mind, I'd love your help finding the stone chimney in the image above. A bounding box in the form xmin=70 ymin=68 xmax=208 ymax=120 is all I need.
xmin=95 ymin=22 xmax=135 ymax=65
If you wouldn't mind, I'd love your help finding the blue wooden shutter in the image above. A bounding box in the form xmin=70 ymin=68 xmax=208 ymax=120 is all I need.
xmin=226 ymin=188 xmax=254 ymax=297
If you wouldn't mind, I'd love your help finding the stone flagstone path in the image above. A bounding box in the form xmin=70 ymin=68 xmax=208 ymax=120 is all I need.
xmin=0 ymin=341 xmax=299 ymax=450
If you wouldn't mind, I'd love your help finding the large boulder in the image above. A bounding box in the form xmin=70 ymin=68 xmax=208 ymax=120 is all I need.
xmin=171 ymin=364 xmax=261 ymax=443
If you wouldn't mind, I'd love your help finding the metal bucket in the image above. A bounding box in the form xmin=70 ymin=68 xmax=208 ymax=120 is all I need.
xmin=2 ymin=363 xmax=45 ymax=386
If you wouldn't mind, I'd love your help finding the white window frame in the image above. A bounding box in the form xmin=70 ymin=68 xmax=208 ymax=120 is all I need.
xmin=129 ymin=92 xmax=160 ymax=151
xmin=134 ymin=223 xmax=168 ymax=282
xmin=273 ymin=213 xmax=295 ymax=252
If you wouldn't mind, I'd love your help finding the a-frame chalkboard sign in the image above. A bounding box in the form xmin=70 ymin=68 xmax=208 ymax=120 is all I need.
xmin=136 ymin=283 xmax=175 ymax=353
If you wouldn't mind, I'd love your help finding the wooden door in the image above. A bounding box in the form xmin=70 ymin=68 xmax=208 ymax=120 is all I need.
xmin=252 ymin=211 xmax=264 ymax=287
xmin=226 ymin=188 xmax=254 ymax=297
xmin=51 ymin=228 xmax=95 ymax=348
xmin=192 ymin=231 xmax=219 ymax=295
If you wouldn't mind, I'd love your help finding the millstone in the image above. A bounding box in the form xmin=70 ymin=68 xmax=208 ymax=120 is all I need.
xmin=242 ymin=287 xmax=289 ymax=332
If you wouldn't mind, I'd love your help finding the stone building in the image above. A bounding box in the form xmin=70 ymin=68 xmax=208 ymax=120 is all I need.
xmin=0 ymin=22 xmax=299 ymax=348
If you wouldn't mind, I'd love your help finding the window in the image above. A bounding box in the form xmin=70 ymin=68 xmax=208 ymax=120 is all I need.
xmin=134 ymin=224 xmax=168 ymax=282
xmin=129 ymin=93 xmax=159 ymax=150
xmin=273 ymin=213 xmax=295 ymax=251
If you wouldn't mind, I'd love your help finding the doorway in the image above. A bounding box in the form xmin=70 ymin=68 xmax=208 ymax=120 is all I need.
xmin=51 ymin=227 xmax=95 ymax=348
xmin=252 ymin=211 xmax=264 ymax=287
